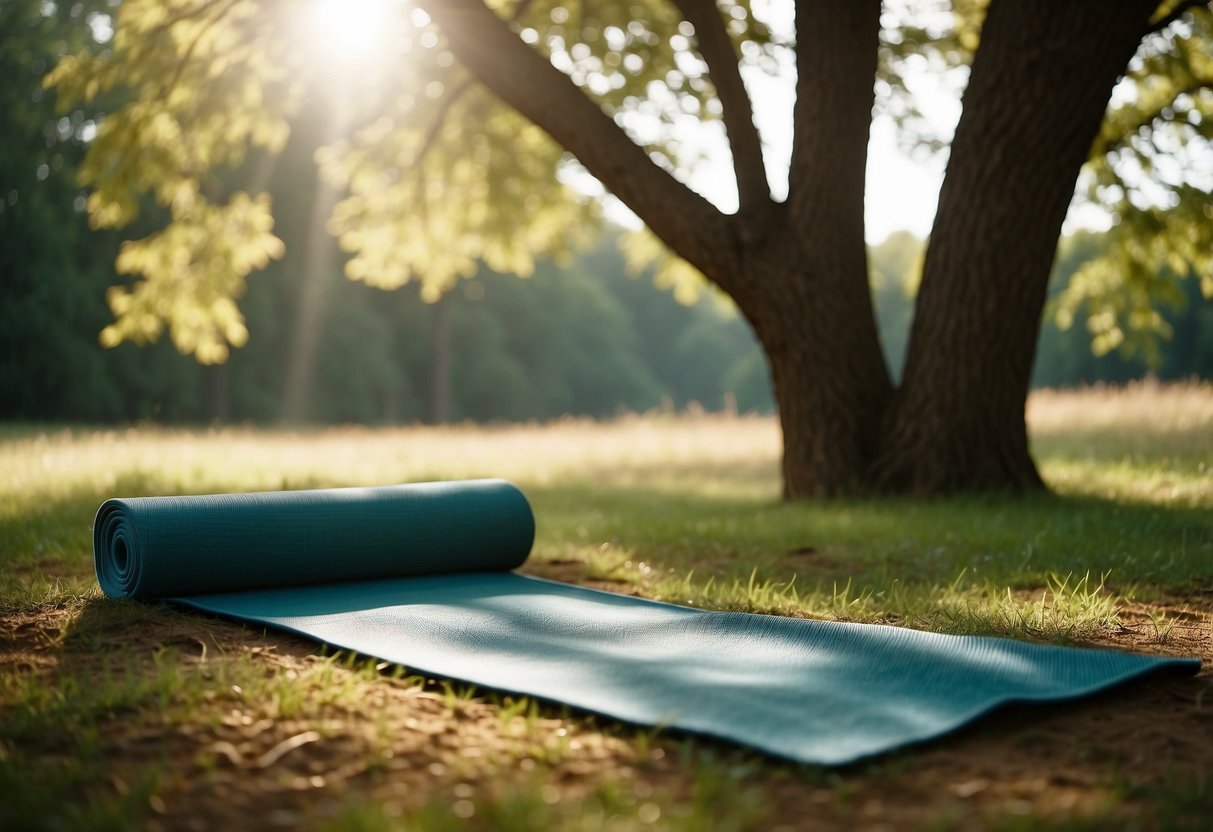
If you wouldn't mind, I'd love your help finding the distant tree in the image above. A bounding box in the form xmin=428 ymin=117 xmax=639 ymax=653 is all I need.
xmin=1034 ymin=230 xmax=1213 ymax=386
xmin=0 ymin=0 xmax=128 ymax=421
xmin=48 ymin=0 xmax=1212 ymax=496
xmin=867 ymin=231 xmax=922 ymax=382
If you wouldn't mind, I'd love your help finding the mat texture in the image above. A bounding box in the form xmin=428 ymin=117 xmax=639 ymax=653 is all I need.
xmin=94 ymin=479 xmax=1200 ymax=765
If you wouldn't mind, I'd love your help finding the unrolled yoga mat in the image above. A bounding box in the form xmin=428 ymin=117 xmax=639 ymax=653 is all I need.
xmin=94 ymin=479 xmax=1200 ymax=765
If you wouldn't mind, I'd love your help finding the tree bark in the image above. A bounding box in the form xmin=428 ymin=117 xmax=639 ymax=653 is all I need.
xmin=744 ymin=238 xmax=891 ymax=498
xmin=874 ymin=0 xmax=1157 ymax=495
xmin=740 ymin=0 xmax=891 ymax=498
xmin=426 ymin=0 xmax=891 ymax=497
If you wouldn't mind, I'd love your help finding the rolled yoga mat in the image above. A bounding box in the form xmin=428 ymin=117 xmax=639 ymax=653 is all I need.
xmin=94 ymin=479 xmax=1200 ymax=765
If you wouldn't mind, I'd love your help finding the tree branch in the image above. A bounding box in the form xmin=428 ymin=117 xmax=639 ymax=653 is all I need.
xmin=411 ymin=77 xmax=476 ymax=171
xmin=417 ymin=0 xmax=735 ymax=281
xmin=162 ymin=0 xmax=243 ymax=100
xmin=670 ymin=0 xmax=770 ymax=212
xmin=1145 ymin=0 xmax=1211 ymax=36
xmin=507 ymin=0 xmax=537 ymax=25
xmin=787 ymin=0 xmax=882 ymax=226
xmin=1094 ymin=76 xmax=1212 ymax=158
xmin=145 ymin=0 xmax=222 ymax=40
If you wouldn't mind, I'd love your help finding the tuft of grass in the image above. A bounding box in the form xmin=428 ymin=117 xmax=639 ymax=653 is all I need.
xmin=1143 ymin=609 xmax=1177 ymax=645
xmin=645 ymin=569 xmax=1120 ymax=641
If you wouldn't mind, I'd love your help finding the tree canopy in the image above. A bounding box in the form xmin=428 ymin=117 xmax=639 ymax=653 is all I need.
xmin=40 ymin=0 xmax=1213 ymax=496
xmin=45 ymin=1 xmax=1212 ymax=364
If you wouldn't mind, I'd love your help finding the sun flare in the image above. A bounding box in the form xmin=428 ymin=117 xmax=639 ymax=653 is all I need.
xmin=305 ymin=0 xmax=397 ymax=65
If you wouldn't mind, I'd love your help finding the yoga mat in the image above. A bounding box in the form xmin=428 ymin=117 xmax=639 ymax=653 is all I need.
xmin=94 ymin=479 xmax=1200 ymax=765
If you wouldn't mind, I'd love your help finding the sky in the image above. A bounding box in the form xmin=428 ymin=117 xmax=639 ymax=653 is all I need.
xmin=586 ymin=1 xmax=962 ymax=244
xmin=863 ymin=118 xmax=950 ymax=241
xmin=590 ymin=61 xmax=957 ymax=244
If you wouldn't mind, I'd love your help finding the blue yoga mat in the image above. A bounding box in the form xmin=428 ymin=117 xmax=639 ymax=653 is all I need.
xmin=93 ymin=479 xmax=1199 ymax=765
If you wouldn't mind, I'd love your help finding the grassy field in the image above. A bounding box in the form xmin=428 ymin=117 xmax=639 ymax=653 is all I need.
xmin=1 ymin=382 xmax=1211 ymax=830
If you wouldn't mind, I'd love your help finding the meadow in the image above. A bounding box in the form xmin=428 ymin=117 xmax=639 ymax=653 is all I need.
xmin=1 ymin=382 xmax=1210 ymax=830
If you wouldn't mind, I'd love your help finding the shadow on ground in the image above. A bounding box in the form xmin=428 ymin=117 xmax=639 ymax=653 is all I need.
xmin=2 ymin=589 xmax=1210 ymax=831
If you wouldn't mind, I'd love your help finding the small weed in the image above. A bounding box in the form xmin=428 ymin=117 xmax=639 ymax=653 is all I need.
xmin=440 ymin=680 xmax=480 ymax=708
xmin=1145 ymin=609 xmax=1176 ymax=644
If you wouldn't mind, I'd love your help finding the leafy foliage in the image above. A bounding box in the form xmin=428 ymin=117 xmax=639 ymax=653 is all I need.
xmin=318 ymin=85 xmax=598 ymax=300
xmin=42 ymin=0 xmax=783 ymax=356
xmin=101 ymin=191 xmax=283 ymax=362
xmin=45 ymin=0 xmax=299 ymax=362
xmin=881 ymin=0 xmax=1213 ymax=360
xmin=32 ymin=0 xmax=1213 ymax=380
xmin=1063 ymin=7 xmax=1213 ymax=361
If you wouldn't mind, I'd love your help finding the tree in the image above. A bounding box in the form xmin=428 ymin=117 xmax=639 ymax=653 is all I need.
xmin=48 ymin=0 xmax=1213 ymax=496
xmin=0 ymin=0 xmax=130 ymax=421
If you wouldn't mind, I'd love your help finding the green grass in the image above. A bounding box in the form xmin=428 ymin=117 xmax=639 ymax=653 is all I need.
xmin=320 ymin=761 xmax=768 ymax=832
xmin=1 ymin=383 xmax=1211 ymax=830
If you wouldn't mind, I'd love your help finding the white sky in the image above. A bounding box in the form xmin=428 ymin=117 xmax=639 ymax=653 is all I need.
xmin=597 ymin=65 xmax=956 ymax=244
xmin=592 ymin=2 xmax=961 ymax=244
xmin=864 ymin=118 xmax=950 ymax=241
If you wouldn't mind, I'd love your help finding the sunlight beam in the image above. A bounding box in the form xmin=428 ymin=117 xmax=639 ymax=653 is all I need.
xmin=301 ymin=0 xmax=398 ymax=71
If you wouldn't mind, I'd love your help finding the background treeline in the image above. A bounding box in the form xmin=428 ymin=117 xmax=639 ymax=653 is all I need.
xmin=2 ymin=2 xmax=1210 ymax=426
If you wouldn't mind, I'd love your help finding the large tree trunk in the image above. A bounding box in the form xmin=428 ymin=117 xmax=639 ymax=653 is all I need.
xmin=873 ymin=0 xmax=1157 ymax=495
xmin=425 ymin=0 xmax=1158 ymax=499
xmin=739 ymin=0 xmax=891 ymax=499
xmin=744 ymin=240 xmax=892 ymax=498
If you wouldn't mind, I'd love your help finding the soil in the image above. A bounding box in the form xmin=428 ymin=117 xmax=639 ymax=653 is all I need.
xmin=1 ymin=583 xmax=1210 ymax=831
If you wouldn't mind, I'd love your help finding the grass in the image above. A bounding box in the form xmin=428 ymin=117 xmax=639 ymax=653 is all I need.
xmin=1 ymin=382 xmax=1211 ymax=830
xmin=646 ymin=569 xmax=1123 ymax=641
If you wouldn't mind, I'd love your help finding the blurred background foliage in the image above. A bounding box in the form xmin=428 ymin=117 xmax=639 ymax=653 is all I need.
xmin=2 ymin=0 xmax=1211 ymax=426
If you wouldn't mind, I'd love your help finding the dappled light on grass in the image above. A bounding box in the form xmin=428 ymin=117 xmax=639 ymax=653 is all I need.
xmin=642 ymin=570 xmax=1122 ymax=642
xmin=2 ymin=385 xmax=1212 ymax=830
xmin=0 ymin=413 xmax=779 ymax=503
xmin=2 ymin=386 xmax=1212 ymax=616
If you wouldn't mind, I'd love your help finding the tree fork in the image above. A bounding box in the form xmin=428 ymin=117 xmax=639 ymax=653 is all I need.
xmin=755 ymin=0 xmax=890 ymax=499
xmin=753 ymin=280 xmax=893 ymax=498
xmin=874 ymin=0 xmax=1158 ymax=495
